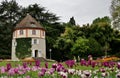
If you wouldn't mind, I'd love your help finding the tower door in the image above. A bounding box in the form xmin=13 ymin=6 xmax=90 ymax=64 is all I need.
xmin=35 ymin=50 xmax=38 ymax=57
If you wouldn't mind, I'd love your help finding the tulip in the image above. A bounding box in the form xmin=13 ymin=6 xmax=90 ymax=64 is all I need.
xmin=100 ymin=68 xmax=105 ymax=73
xmin=83 ymin=70 xmax=91 ymax=78
xmin=38 ymin=71 xmax=45 ymax=77
xmin=23 ymin=62 xmax=27 ymax=68
xmin=35 ymin=60 xmax=40 ymax=67
xmin=91 ymin=61 xmax=96 ymax=68
xmin=14 ymin=68 xmax=19 ymax=74
xmin=59 ymin=71 xmax=68 ymax=78
xmin=116 ymin=72 xmax=120 ymax=78
xmin=52 ymin=63 xmax=57 ymax=69
xmin=0 ymin=66 xmax=6 ymax=74
xmin=26 ymin=75 xmax=30 ymax=78
xmin=68 ymin=69 xmax=75 ymax=74
xmin=65 ymin=60 xmax=75 ymax=68
xmin=45 ymin=62 xmax=48 ymax=68
xmin=6 ymin=63 xmax=12 ymax=71
xmin=117 ymin=62 xmax=120 ymax=69
xmin=8 ymin=68 xmax=15 ymax=76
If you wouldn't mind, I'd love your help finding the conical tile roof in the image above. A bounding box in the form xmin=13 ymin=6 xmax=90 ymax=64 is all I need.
xmin=15 ymin=14 xmax=44 ymax=30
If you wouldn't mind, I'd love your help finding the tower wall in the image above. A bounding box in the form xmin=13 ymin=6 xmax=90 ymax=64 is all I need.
xmin=31 ymin=38 xmax=46 ymax=58
xmin=11 ymin=39 xmax=19 ymax=61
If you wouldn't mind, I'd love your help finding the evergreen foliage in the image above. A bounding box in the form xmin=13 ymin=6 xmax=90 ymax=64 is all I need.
xmin=16 ymin=38 xmax=31 ymax=59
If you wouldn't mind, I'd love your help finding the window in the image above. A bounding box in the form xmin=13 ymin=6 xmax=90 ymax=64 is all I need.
xmin=32 ymin=39 xmax=39 ymax=44
xmin=30 ymin=22 xmax=36 ymax=27
xmin=33 ymin=39 xmax=37 ymax=44
xmin=32 ymin=30 xmax=36 ymax=35
xmin=42 ymin=31 xmax=45 ymax=36
xmin=19 ymin=30 xmax=23 ymax=35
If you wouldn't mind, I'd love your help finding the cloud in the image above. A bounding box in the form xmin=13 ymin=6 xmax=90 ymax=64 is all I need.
xmin=0 ymin=0 xmax=111 ymax=25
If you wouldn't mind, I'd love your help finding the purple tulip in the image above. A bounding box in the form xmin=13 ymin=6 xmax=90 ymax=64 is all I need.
xmin=80 ymin=59 xmax=86 ymax=66
xmin=6 ymin=63 xmax=12 ymax=71
xmin=14 ymin=68 xmax=19 ymax=74
xmin=35 ymin=60 xmax=40 ymax=67
xmin=41 ymin=68 xmax=47 ymax=73
xmin=87 ymin=60 xmax=92 ymax=65
xmin=91 ymin=61 xmax=96 ymax=68
xmin=65 ymin=60 xmax=75 ymax=68
xmin=117 ymin=62 xmax=120 ymax=69
xmin=52 ymin=63 xmax=57 ymax=69
xmin=23 ymin=62 xmax=27 ymax=68
xmin=45 ymin=62 xmax=48 ymax=68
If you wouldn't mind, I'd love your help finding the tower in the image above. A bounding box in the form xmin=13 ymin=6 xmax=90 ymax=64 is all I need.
xmin=11 ymin=14 xmax=46 ymax=61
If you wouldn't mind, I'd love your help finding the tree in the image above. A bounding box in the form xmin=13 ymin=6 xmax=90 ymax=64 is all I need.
xmin=87 ymin=37 xmax=103 ymax=57
xmin=90 ymin=16 xmax=113 ymax=56
xmin=110 ymin=0 xmax=120 ymax=30
xmin=68 ymin=17 xmax=76 ymax=25
xmin=0 ymin=0 xmax=22 ymax=59
xmin=53 ymin=27 xmax=74 ymax=61
xmin=71 ymin=37 xmax=90 ymax=58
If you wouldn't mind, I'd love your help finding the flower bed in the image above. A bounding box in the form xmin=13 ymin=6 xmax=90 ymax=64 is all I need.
xmin=95 ymin=56 xmax=120 ymax=62
xmin=0 ymin=60 xmax=120 ymax=78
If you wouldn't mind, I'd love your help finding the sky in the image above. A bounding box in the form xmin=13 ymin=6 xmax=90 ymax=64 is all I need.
xmin=0 ymin=0 xmax=111 ymax=25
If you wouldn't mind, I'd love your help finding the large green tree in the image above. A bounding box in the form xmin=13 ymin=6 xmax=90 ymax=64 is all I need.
xmin=71 ymin=37 xmax=90 ymax=58
xmin=90 ymin=16 xmax=114 ymax=57
xmin=0 ymin=0 xmax=22 ymax=59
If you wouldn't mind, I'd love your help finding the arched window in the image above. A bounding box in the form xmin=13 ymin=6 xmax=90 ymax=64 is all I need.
xmin=19 ymin=30 xmax=23 ymax=35
xmin=32 ymin=30 xmax=36 ymax=35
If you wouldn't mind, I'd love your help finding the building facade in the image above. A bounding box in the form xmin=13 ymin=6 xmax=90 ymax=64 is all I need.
xmin=11 ymin=14 xmax=46 ymax=61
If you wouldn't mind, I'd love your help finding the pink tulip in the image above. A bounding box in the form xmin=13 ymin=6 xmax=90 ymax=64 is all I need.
xmin=0 ymin=66 xmax=6 ymax=74
xmin=8 ymin=68 xmax=15 ymax=76
xmin=38 ymin=71 xmax=45 ymax=77
xmin=49 ymin=68 xmax=55 ymax=74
